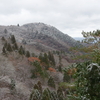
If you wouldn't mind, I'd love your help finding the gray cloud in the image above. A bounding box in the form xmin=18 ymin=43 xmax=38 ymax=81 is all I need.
xmin=0 ymin=0 xmax=100 ymax=37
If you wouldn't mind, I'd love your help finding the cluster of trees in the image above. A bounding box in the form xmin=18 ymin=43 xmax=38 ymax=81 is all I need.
xmin=31 ymin=60 xmax=57 ymax=89
xmin=66 ymin=30 xmax=100 ymax=100
xmin=30 ymin=81 xmax=65 ymax=100
xmin=2 ymin=29 xmax=100 ymax=100
xmin=73 ymin=62 xmax=100 ymax=100
xmin=39 ymin=51 xmax=63 ymax=70
xmin=39 ymin=51 xmax=55 ymax=69
xmin=2 ymin=35 xmax=18 ymax=54
xmin=70 ymin=30 xmax=100 ymax=62
xmin=1 ymin=35 xmax=31 ymax=57
xmin=82 ymin=30 xmax=100 ymax=45
xmin=52 ymin=50 xmax=66 ymax=55
xmin=31 ymin=61 xmax=48 ymax=79
xmin=29 ymin=29 xmax=100 ymax=100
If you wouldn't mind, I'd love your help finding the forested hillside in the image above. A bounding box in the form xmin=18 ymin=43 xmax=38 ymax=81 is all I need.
xmin=0 ymin=23 xmax=100 ymax=100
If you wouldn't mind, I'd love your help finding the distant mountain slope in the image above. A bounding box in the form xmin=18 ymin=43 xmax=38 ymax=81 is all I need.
xmin=0 ymin=23 xmax=82 ymax=52
xmin=74 ymin=37 xmax=84 ymax=41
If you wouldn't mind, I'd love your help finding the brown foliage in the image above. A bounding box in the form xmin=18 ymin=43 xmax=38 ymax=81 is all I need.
xmin=28 ymin=57 xmax=40 ymax=63
xmin=48 ymin=67 xmax=56 ymax=72
xmin=67 ymin=68 xmax=77 ymax=75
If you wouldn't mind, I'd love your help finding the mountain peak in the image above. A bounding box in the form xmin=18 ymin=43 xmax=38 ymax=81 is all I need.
xmin=23 ymin=22 xmax=52 ymax=28
xmin=0 ymin=22 xmax=82 ymax=52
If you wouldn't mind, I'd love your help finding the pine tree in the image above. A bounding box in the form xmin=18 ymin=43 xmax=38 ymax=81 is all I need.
xmin=63 ymin=71 xmax=71 ymax=82
xmin=17 ymin=24 xmax=19 ymax=26
xmin=39 ymin=53 xmax=43 ymax=62
xmin=41 ymin=53 xmax=49 ymax=69
xmin=18 ymin=46 xmax=25 ymax=55
xmin=33 ymin=61 xmax=44 ymax=78
xmin=34 ymin=84 xmax=39 ymax=90
xmin=51 ymin=91 xmax=59 ymax=100
xmin=42 ymin=89 xmax=50 ymax=100
xmin=31 ymin=53 xmax=35 ymax=57
xmin=48 ymin=51 xmax=55 ymax=66
xmin=7 ymin=43 xmax=12 ymax=52
xmin=52 ymin=54 xmax=55 ymax=66
xmin=30 ymin=69 xmax=37 ymax=79
xmin=57 ymin=87 xmax=64 ymax=100
xmin=48 ymin=51 xmax=52 ymax=61
xmin=1 ymin=37 xmax=5 ymax=41
xmin=25 ymin=51 xmax=30 ymax=57
xmin=58 ymin=65 xmax=62 ymax=72
xmin=30 ymin=89 xmax=41 ymax=100
xmin=58 ymin=55 xmax=62 ymax=72
xmin=4 ymin=29 xmax=7 ymax=34
xmin=4 ymin=41 xmax=8 ymax=48
xmin=11 ymin=35 xmax=16 ymax=44
xmin=48 ymin=76 xmax=55 ymax=88
xmin=37 ymin=81 xmax=42 ymax=93
xmin=29 ymin=82 xmax=65 ymax=100
xmin=44 ymin=53 xmax=49 ymax=65
xmin=22 ymin=39 xmax=26 ymax=44
xmin=2 ymin=46 xmax=6 ymax=54
xmin=14 ymin=42 xmax=18 ymax=50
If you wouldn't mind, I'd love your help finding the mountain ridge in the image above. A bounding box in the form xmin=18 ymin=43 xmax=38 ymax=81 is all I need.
xmin=0 ymin=22 xmax=82 ymax=52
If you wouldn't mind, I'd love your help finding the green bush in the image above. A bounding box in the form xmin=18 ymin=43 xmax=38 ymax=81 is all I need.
xmin=71 ymin=62 xmax=100 ymax=100
xmin=59 ymin=82 xmax=76 ymax=92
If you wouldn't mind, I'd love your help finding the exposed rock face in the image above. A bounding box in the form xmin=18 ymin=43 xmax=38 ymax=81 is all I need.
xmin=0 ymin=23 xmax=81 ymax=52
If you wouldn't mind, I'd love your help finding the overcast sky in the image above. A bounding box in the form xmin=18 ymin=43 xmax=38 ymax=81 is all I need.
xmin=0 ymin=0 xmax=100 ymax=37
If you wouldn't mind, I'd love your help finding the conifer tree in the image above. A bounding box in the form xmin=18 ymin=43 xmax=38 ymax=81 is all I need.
xmin=33 ymin=61 xmax=44 ymax=78
xmin=2 ymin=46 xmax=6 ymax=54
xmin=4 ymin=29 xmax=7 ymax=34
xmin=50 ymin=91 xmax=58 ymax=100
xmin=58 ymin=55 xmax=62 ymax=72
xmin=44 ymin=53 xmax=49 ymax=65
xmin=37 ymin=81 xmax=42 ymax=93
xmin=22 ymin=39 xmax=26 ymax=44
xmin=63 ymin=71 xmax=71 ymax=82
xmin=30 ymin=69 xmax=37 ymax=79
xmin=25 ymin=51 xmax=30 ymax=57
xmin=39 ymin=53 xmax=43 ymax=62
xmin=48 ymin=51 xmax=52 ymax=61
xmin=7 ymin=43 xmax=12 ymax=52
xmin=42 ymin=89 xmax=50 ymax=100
xmin=48 ymin=76 xmax=55 ymax=88
xmin=41 ymin=53 xmax=49 ymax=69
xmin=17 ymin=24 xmax=19 ymax=26
xmin=11 ymin=35 xmax=16 ymax=44
xmin=34 ymin=84 xmax=39 ymax=90
xmin=57 ymin=87 xmax=64 ymax=100
xmin=4 ymin=41 xmax=8 ymax=48
xmin=1 ymin=37 xmax=5 ymax=41
xmin=29 ymin=82 xmax=65 ymax=100
xmin=14 ymin=42 xmax=18 ymax=50
xmin=18 ymin=46 xmax=25 ymax=55
xmin=31 ymin=53 xmax=35 ymax=57
xmin=48 ymin=51 xmax=55 ymax=66
xmin=30 ymin=89 xmax=41 ymax=100
xmin=58 ymin=65 xmax=62 ymax=72
xmin=52 ymin=54 xmax=55 ymax=66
